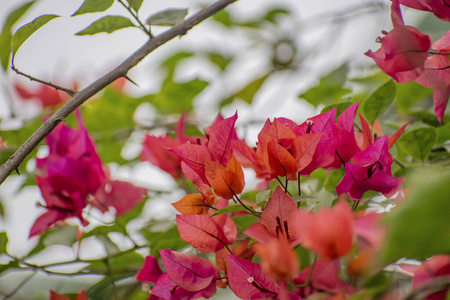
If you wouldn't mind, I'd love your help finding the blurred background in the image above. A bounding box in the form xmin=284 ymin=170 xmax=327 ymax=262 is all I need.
xmin=0 ymin=0 xmax=445 ymax=299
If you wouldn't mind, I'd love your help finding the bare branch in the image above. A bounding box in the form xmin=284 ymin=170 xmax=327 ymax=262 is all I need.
xmin=0 ymin=0 xmax=238 ymax=186
xmin=11 ymin=63 xmax=77 ymax=96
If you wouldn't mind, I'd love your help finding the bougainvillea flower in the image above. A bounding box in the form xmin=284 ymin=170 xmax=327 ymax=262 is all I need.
xmin=172 ymin=193 xmax=210 ymax=215
xmin=37 ymin=110 xmax=106 ymax=194
xmin=160 ymin=249 xmax=217 ymax=292
xmin=15 ymin=82 xmax=68 ymax=108
xmin=176 ymin=199 xmax=237 ymax=253
xmin=151 ymin=273 xmax=217 ymax=300
xmin=336 ymin=135 xmax=404 ymax=201
xmin=92 ymin=178 xmax=147 ymax=216
xmin=205 ymin=155 xmax=245 ymax=199
xmin=354 ymin=211 xmax=386 ymax=251
xmin=141 ymin=111 xmax=203 ymax=180
xmin=226 ymin=255 xmax=279 ymax=299
xmin=365 ymin=0 xmax=431 ymax=83
xmin=412 ymin=255 xmax=450 ymax=300
xmin=137 ymin=255 xmax=164 ymax=283
xmin=31 ymin=109 xmax=146 ymax=236
xmin=293 ymin=108 xmax=337 ymax=175
xmin=416 ymin=31 xmax=450 ymax=123
xmin=244 ymin=186 xmax=298 ymax=245
xmin=255 ymin=235 xmax=299 ymax=282
xmin=293 ymin=259 xmax=354 ymax=297
xmin=399 ymin=0 xmax=450 ymax=22
xmin=171 ymin=113 xmax=240 ymax=190
xmin=30 ymin=175 xmax=88 ymax=237
xmin=50 ymin=290 xmax=87 ymax=300
xmin=347 ymin=249 xmax=376 ymax=278
xmin=295 ymin=201 xmax=354 ymax=259
xmin=328 ymin=101 xmax=361 ymax=169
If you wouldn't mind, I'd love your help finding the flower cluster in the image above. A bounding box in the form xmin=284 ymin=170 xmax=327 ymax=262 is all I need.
xmin=30 ymin=110 xmax=147 ymax=237
xmin=365 ymin=0 xmax=450 ymax=123
xmin=136 ymin=103 xmax=410 ymax=299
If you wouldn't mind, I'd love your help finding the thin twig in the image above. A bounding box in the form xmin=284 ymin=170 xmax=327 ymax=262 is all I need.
xmin=11 ymin=64 xmax=77 ymax=96
xmin=117 ymin=0 xmax=153 ymax=37
xmin=2 ymin=272 xmax=36 ymax=300
xmin=0 ymin=0 xmax=238 ymax=186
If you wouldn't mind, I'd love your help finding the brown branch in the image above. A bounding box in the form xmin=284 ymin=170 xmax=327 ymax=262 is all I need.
xmin=0 ymin=0 xmax=238 ymax=186
xmin=11 ymin=64 xmax=77 ymax=96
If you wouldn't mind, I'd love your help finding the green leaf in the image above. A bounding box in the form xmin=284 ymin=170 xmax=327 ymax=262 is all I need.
xmin=83 ymin=200 xmax=146 ymax=238
xmin=76 ymin=16 xmax=135 ymax=35
xmin=161 ymin=51 xmax=193 ymax=77
xmin=145 ymin=77 xmax=208 ymax=115
xmin=12 ymin=14 xmax=60 ymax=56
xmin=210 ymin=204 xmax=255 ymax=217
xmin=212 ymin=10 xmax=233 ymax=27
xmin=299 ymin=64 xmax=351 ymax=107
xmin=235 ymin=74 xmax=269 ymax=104
xmin=0 ymin=232 xmax=8 ymax=254
xmin=381 ymin=171 xmax=450 ymax=263
xmin=0 ymin=260 xmax=19 ymax=275
xmin=437 ymin=123 xmax=450 ymax=145
xmin=396 ymin=80 xmax=432 ymax=112
xmin=72 ymin=0 xmax=114 ymax=16
xmin=146 ymin=8 xmax=188 ymax=26
xmin=26 ymin=225 xmax=78 ymax=258
xmin=127 ymin=0 xmax=144 ymax=12
xmin=86 ymin=251 xmax=144 ymax=272
xmin=81 ymin=87 xmax=143 ymax=163
xmin=263 ymin=8 xmax=290 ymax=23
xmin=397 ymin=127 xmax=437 ymax=162
xmin=255 ymin=190 xmax=271 ymax=204
xmin=362 ymin=80 xmax=396 ymax=125
xmin=141 ymin=224 xmax=188 ymax=257
xmin=321 ymin=101 xmax=353 ymax=118
xmin=208 ymin=52 xmax=232 ymax=71
xmin=97 ymin=235 xmax=121 ymax=256
xmin=0 ymin=1 xmax=35 ymax=70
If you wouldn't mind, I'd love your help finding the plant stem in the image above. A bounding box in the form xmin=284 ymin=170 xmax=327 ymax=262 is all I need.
xmin=117 ymin=0 xmax=153 ymax=37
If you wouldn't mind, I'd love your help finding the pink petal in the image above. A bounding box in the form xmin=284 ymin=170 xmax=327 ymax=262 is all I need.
xmin=160 ymin=249 xmax=216 ymax=292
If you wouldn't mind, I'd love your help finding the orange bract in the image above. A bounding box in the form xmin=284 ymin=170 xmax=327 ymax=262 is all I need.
xmin=205 ymin=156 xmax=245 ymax=199
xmin=172 ymin=193 xmax=210 ymax=215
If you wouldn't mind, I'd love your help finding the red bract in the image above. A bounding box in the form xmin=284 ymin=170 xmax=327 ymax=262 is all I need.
xmin=171 ymin=113 xmax=240 ymax=191
xmin=226 ymin=255 xmax=279 ymax=299
xmin=416 ymin=31 xmax=450 ymax=123
xmin=294 ymin=108 xmax=337 ymax=175
xmin=176 ymin=199 xmax=237 ymax=253
xmin=293 ymin=259 xmax=354 ymax=298
xmin=354 ymin=212 xmax=386 ymax=251
xmin=295 ymin=201 xmax=354 ymax=259
xmin=336 ymin=135 xmax=404 ymax=201
xmin=151 ymin=273 xmax=217 ymax=300
xmin=412 ymin=255 xmax=450 ymax=300
xmin=137 ymin=255 xmax=164 ymax=283
xmin=365 ymin=0 xmax=431 ymax=83
xmin=31 ymin=110 xmax=146 ymax=237
xmin=141 ymin=112 xmax=202 ymax=179
xmin=255 ymin=235 xmax=299 ymax=283
xmin=92 ymin=178 xmax=147 ymax=216
xmin=398 ymin=0 xmax=450 ymax=22
xmin=15 ymin=82 xmax=68 ymax=108
xmin=244 ymin=186 xmax=298 ymax=245
xmin=160 ymin=249 xmax=217 ymax=292
xmin=329 ymin=101 xmax=361 ymax=168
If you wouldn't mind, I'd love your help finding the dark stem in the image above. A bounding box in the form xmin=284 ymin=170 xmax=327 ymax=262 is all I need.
xmin=117 ymin=0 xmax=153 ymax=38
xmin=11 ymin=63 xmax=76 ymax=96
